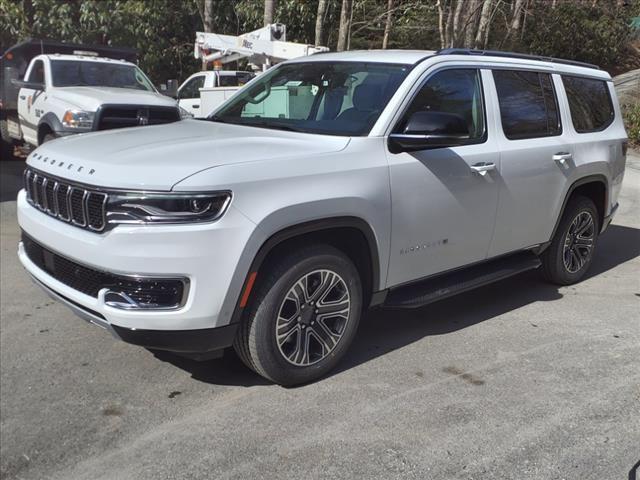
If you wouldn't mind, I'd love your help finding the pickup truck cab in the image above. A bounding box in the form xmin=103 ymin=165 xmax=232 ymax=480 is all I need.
xmin=13 ymin=54 xmax=180 ymax=147
xmin=18 ymin=49 xmax=627 ymax=386
xmin=177 ymin=70 xmax=254 ymax=117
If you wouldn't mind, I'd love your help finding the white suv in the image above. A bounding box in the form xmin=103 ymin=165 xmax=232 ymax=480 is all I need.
xmin=17 ymin=49 xmax=627 ymax=385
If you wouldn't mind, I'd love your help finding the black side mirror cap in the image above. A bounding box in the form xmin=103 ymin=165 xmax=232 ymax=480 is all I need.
xmin=12 ymin=79 xmax=45 ymax=91
xmin=389 ymin=111 xmax=470 ymax=153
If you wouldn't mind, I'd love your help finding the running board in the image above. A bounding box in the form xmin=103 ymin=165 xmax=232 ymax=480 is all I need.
xmin=383 ymin=251 xmax=541 ymax=309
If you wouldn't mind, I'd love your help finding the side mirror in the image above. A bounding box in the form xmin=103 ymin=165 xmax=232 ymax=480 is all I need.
xmin=12 ymin=79 xmax=45 ymax=91
xmin=389 ymin=111 xmax=470 ymax=153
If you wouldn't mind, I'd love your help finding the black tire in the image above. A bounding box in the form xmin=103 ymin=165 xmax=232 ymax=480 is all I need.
xmin=41 ymin=133 xmax=57 ymax=144
xmin=1 ymin=119 xmax=14 ymax=161
xmin=541 ymin=195 xmax=599 ymax=285
xmin=234 ymin=244 xmax=362 ymax=386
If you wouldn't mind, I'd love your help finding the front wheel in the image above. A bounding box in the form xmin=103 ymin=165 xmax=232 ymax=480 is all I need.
xmin=541 ymin=195 xmax=599 ymax=285
xmin=234 ymin=244 xmax=362 ymax=386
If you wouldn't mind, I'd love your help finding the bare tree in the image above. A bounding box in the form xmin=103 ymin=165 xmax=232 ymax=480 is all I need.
xmin=474 ymin=0 xmax=492 ymax=49
xmin=451 ymin=0 xmax=465 ymax=46
xmin=263 ymin=0 xmax=276 ymax=26
xmin=337 ymin=0 xmax=353 ymax=52
xmin=195 ymin=0 xmax=215 ymax=32
xmin=382 ymin=0 xmax=394 ymax=49
xmin=314 ymin=0 xmax=328 ymax=46
xmin=437 ymin=0 xmax=447 ymax=48
xmin=464 ymin=0 xmax=480 ymax=48
xmin=507 ymin=0 xmax=525 ymax=40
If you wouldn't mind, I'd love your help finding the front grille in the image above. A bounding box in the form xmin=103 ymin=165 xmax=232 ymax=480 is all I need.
xmin=96 ymin=106 xmax=180 ymax=131
xmin=22 ymin=233 xmax=186 ymax=308
xmin=24 ymin=168 xmax=107 ymax=232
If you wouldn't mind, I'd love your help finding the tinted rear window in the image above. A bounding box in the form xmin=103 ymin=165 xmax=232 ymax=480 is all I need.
xmin=562 ymin=76 xmax=614 ymax=133
xmin=493 ymin=70 xmax=561 ymax=140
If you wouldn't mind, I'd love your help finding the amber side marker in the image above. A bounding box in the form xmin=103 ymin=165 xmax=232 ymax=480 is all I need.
xmin=239 ymin=272 xmax=258 ymax=308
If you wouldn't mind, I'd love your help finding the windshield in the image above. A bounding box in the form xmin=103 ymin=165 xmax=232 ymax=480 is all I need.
xmin=50 ymin=60 xmax=155 ymax=92
xmin=211 ymin=62 xmax=410 ymax=136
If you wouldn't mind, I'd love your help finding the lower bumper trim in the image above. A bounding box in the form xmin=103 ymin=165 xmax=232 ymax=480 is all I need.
xmin=111 ymin=323 xmax=239 ymax=354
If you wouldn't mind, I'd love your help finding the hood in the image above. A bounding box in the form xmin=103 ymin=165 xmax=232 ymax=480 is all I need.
xmin=51 ymin=87 xmax=177 ymax=111
xmin=26 ymin=119 xmax=350 ymax=191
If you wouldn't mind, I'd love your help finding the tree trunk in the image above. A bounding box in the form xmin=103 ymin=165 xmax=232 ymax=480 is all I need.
xmin=437 ymin=0 xmax=446 ymax=49
xmin=463 ymin=0 xmax=480 ymax=48
xmin=382 ymin=0 xmax=394 ymax=49
xmin=451 ymin=0 xmax=465 ymax=47
xmin=314 ymin=0 xmax=328 ymax=46
xmin=337 ymin=0 xmax=353 ymax=52
xmin=474 ymin=0 xmax=492 ymax=49
xmin=509 ymin=0 xmax=525 ymax=36
xmin=201 ymin=0 xmax=215 ymax=32
xmin=263 ymin=0 xmax=276 ymax=27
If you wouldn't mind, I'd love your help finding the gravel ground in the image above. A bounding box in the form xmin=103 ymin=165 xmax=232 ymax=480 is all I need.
xmin=1 ymin=153 xmax=639 ymax=480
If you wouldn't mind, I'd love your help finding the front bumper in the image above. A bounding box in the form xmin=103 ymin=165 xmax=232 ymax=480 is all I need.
xmin=30 ymin=272 xmax=238 ymax=353
xmin=17 ymin=189 xmax=262 ymax=344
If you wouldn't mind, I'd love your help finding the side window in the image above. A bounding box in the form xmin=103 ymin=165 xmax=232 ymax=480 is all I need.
xmin=493 ymin=70 xmax=561 ymax=140
xmin=27 ymin=60 xmax=45 ymax=84
xmin=180 ymin=76 xmax=205 ymax=98
xmin=562 ymin=76 xmax=614 ymax=133
xmin=399 ymin=68 xmax=485 ymax=141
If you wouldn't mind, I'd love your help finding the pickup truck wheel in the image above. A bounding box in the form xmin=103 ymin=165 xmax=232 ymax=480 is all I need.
xmin=41 ymin=133 xmax=57 ymax=144
xmin=234 ymin=244 xmax=362 ymax=386
xmin=541 ymin=195 xmax=599 ymax=285
xmin=1 ymin=119 xmax=13 ymax=161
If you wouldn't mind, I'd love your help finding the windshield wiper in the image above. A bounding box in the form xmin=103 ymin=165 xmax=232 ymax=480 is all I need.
xmin=209 ymin=116 xmax=308 ymax=133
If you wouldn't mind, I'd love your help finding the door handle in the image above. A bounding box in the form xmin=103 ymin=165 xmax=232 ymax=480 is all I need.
xmin=192 ymin=104 xmax=199 ymax=108
xmin=470 ymin=162 xmax=496 ymax=176
xmin=19 ymin=95 xmax=26 ymax=100
xmin=553 ymin=152 xmax=573 ymax=165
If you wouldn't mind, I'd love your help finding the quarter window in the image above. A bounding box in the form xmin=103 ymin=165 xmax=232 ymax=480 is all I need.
xmin=493 ymin=70 xmax=561 ymax=140
xmin=399 ymin=68 xmax=486 ymax=141
xmin=562 ymin=76 xmax=614 ymax=133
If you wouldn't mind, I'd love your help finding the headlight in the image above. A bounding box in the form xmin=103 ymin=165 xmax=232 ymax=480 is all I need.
xmin=106 ymin=192 xmax=231 ymax=226
xmin=62 ymin=110 xmax=95 ymax=129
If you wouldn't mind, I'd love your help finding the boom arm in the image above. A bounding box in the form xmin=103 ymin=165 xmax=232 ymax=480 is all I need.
xmin=194 ymin=24 xmax=328 ymax=71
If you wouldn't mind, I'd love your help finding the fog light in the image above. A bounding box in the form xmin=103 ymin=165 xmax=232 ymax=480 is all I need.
xmin=103 ymin=277 xmax=188 ymax=310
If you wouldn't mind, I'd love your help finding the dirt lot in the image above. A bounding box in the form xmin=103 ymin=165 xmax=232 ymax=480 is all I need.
xmin=1 ymin=154 xmax=639 ymax=480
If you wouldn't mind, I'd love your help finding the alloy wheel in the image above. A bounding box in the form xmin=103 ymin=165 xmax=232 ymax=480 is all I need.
xmin=275 ymin=269 xmax=351 ymax=366
xmin=562 ymin=211 xmax=595 ymax=274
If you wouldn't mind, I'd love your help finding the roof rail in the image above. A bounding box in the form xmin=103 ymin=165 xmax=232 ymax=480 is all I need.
xmin=435 ymin=48 xmax=600 ymax=70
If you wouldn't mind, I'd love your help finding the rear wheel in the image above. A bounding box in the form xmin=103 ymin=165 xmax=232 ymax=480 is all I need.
xmin=541 ymin=195 xmax=599 ymax=285
xmin=234 ymin=244 xmax=362 ymax=386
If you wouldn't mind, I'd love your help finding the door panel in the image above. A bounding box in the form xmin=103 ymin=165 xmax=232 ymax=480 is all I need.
xmin=487 ymin=72 xmax=573 ymax=257
xmin=178 ymin=75 xmax=205 ymax=117
xmin=385 ymin=68 xmax=500 ymax=287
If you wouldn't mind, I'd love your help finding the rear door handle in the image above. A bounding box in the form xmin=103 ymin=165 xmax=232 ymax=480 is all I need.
xmin=470 ymin=162 xmax=496 ymax=176
xmin=553 ymin=152 xmax=573 ymax=165
xmin=192 ymin=104 xmax=200 ymax=109
xmin=19 ymin=95 xmax=26 ymax=100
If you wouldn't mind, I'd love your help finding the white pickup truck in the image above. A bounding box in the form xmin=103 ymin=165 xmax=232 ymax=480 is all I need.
xmin=176 ymin=70 xmax=255 ymax=118
xmin=7 ymin=53 xmax=180 ymax=149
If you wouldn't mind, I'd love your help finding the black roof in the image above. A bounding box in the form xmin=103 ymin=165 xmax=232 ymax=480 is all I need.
xmin=1 ymin=38 xmax=137 ymax=63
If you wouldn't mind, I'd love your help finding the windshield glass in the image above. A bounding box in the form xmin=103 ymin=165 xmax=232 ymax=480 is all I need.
xmin=50 ymin=60 xmax=155 ymax=91
xmin=211 ymin=62 xmax=410 ymax=136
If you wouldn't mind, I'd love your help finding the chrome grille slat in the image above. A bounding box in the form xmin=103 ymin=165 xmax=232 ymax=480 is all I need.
xmin=23 ymin=168 xmax=107 ymax=232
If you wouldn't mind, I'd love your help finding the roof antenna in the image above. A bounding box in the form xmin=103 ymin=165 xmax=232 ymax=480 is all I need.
xmin=40 ymin=39 xmax=44 ymax=55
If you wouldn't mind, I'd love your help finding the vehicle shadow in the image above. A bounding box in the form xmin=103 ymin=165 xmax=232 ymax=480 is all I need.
xmin=157 ymin=224 xmax=639 ymax=387
xmin=1 ymin=160 xmax=26 ymax=202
